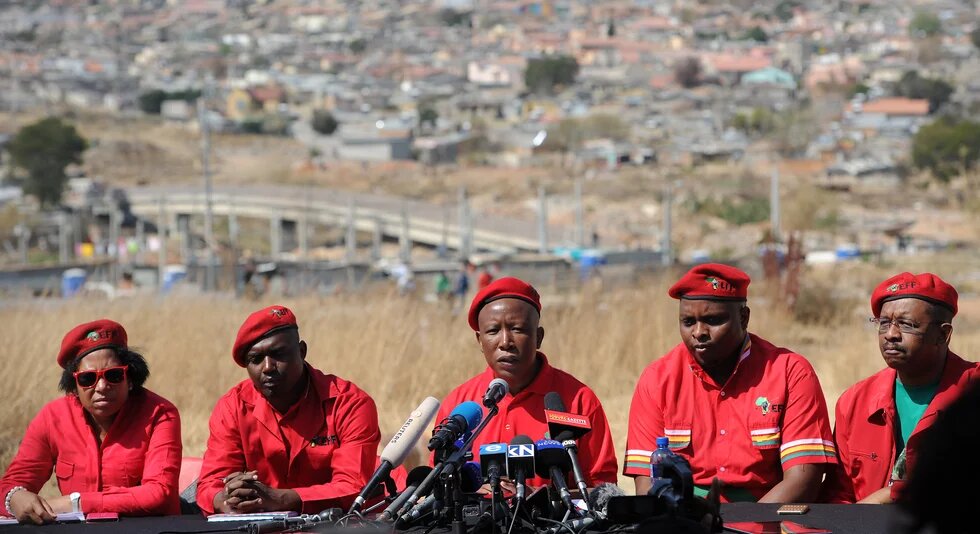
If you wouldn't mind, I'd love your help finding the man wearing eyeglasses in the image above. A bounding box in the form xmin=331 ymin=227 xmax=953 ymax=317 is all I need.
xmin=822 ymin=272 xmax=978 ymax=504
xmin=196 ymin=305 xmax=381 ymax=515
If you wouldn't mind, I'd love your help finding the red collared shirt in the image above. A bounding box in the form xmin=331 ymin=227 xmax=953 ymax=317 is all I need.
xmin=435 ymin=353 xmax=619 ymax=487
xmin=196 ymin=366 xmax=381 ymax=514
xmin=624 ymin=334 xmax=836 ymax=501
xmin=821 ymin=352 xmax=978 ymax=503
xmin=0 ymin=390 xmax=181 ymax=516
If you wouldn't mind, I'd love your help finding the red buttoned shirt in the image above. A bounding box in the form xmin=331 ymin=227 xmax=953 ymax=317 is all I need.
xmin=624 ymin=334 xmax=836 ymax=502
xmin=821 ymin=352 xmax=978 ymax=503
xmin=434 ymin=353 xmax=619 ymax=488
xmin=0 ymin=390 xmax=181 ymax=516
xmin=196 ymin=366 xmax=381 ymax=514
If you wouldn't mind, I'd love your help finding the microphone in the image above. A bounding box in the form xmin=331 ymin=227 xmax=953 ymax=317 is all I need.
xmin=379 ymin=466 xmax=432 ymax=522
xmin=396 ymin=461 xmax=483 ymax=528
xmin=507 ymin=435 xmax=535 ymax=503
xmin=244 ymin=507 xmax=341 ymax=533
xmin=482 ymin=377 xmax=509 ymax=407
xmin=543 ymin=392 xmax=592 ymax=442
xmin=427 ymin=401 xmax=483 ymax=451
xmin=589 ymin=482 xmax=626 ymax=520
xmin=543 ymin=391 xmax=592 ymax=511
xmin=459 ymin=461 xmax=485 ymax=492
xmin=535 ymin=438 xmax=577 ymax=515
xmin=350 ymin=396 xmax=440 ymax=513
xmin=479 ymin=443 xmax=508 ymax=494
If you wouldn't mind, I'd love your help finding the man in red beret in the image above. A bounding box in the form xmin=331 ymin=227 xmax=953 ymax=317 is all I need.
xmin=822 ymin=272 xmax=978 ymax=504
xmin=196 ymin=305 xmax=381 ymax=515
xmin=434 ymin=277 xmax=619 ymax=487
xmin=624 ymin=263 xmax=835 ymax=503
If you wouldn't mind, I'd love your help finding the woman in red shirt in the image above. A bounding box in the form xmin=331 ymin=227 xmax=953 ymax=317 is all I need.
xmin=0 ymin=319 xmax=182 ymax=524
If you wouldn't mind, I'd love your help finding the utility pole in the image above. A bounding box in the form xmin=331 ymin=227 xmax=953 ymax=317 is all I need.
xmin=199 ymin=81 xmax=217 ymax=291
xmin=661 ymin=180 xmax=673 ymax=266
xmin=458 ymin=186 xmax=472 ymax=260
xmin=537 ymin=186 xmax=548 ymax=254
xmin=574 ymin=177 xmax=584 ymax=247
xmin=770 ymin=165 xmax=781 ymax=242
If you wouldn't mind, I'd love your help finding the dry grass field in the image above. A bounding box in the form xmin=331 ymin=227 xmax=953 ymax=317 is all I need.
xmin=1 ymin=259 xmax=977 ymax=495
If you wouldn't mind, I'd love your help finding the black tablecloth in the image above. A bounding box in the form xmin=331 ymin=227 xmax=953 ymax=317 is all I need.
xmin=720 ymin=502 xmax=898 ymax=534
xmin=0 ymin=504 xmax=904 ymax=534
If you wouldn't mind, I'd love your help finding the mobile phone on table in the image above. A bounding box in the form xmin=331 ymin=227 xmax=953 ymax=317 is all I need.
xmin=87 ymin=512 xmax=119 ymax=522
xmin=777 ymin=504 xmax=810 ymax=515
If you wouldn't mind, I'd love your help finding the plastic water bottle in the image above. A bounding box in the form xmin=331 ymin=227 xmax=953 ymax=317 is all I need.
xmin=650 ymin=436 xmax=672 ymax=479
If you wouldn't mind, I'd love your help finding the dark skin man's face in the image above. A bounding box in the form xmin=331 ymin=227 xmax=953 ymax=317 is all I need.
xmin=877 ymin=298 xmax=952 ymax=385
xmin=679 ymin=299 xmax=749 ymax=379
xmin=475 ymin=298 xmax=544 ymax=395
xmin=245 ymin=328 xmax=308 ymax=413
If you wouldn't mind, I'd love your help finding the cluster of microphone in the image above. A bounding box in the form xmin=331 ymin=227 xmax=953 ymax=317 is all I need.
xmin=245 ymin=378 xmax=674 ymax=533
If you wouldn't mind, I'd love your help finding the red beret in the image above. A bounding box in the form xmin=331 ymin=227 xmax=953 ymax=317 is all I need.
xmin=58 ymin=319 xmax=128 ymax=368
xmin=668 ymin=263 xmax=750 ymax=301
xmin=871 ymin=272 xmax=958 ymax=318
xmin=232 ymin=305 xmax=298 ymax=367
xmin=468 ymin=277 xmax=541 ymax=331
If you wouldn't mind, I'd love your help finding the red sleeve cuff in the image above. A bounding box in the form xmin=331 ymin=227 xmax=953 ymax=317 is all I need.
xmin=80 ymin=492 xmax=104 ymax=513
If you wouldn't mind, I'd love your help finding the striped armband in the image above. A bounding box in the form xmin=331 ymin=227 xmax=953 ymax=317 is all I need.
xmin=779 ymin=438 xmax=836 ymax=465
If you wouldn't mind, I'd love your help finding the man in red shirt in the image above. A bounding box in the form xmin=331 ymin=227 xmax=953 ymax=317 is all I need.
xmin=197 ymin=305 xmax=381 ymax=515
xmin=624 ymin=264 xmax=835 ymax=503
xmin=436 ymin=277 xmax=619 ymax=487
xmin=821 ymin=272 xmax=978 ymax=504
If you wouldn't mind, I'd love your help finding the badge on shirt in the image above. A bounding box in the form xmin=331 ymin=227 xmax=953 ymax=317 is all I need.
xmin=310 ymin=434 xmax=339 ymax=447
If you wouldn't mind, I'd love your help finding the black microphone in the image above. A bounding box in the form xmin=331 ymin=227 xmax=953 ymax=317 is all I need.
xmin=482 ymin=377 xmax=509 ymax=407
xmin=544 ymin=391 xmax=592 ymax=511
xmin=479 ymin=443 xmax=507 ymax=495
xmin=535 ymin=438 xmax=577 ymax=515
xmin=427 ymin=401 xmax=483 ymax=451
xmin=243 ymin=507 xmax=341 ymax=534
xmin=507 ymin=435 xmax=535 ymax=503
xmin=379 ymin=466 xmax=432 ymax=522
xmin=396 ymin=461 xmax=483 ymax=528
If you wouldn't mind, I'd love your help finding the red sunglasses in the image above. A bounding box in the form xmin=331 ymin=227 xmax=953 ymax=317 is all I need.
xmin=73 ymin=366 xmax=128 ymax=389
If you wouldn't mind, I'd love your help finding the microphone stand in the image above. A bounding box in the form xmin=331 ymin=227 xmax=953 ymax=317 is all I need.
xmin=440 ymin=404 xmax=499 ymax=534
xmin=562 ymin=439 xmax=591 ymax=514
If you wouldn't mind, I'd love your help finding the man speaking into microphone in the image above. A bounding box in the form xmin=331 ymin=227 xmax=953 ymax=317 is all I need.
xmin=434 ymin=277 xmax=619 ymax=487
xmin=196 ymin=305 xmax=381 ymax=515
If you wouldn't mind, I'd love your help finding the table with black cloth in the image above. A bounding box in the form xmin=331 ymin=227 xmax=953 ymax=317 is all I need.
xmin=0 ymin=504 xmax=901 ymax=534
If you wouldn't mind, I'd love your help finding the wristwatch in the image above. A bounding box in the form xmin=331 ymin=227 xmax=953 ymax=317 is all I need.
xmin=69 ymin=492 xmax=81 ymax=514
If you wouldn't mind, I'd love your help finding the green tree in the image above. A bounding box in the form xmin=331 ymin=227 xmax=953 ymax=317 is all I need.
xmin=349 ymin=38 xmax=367 ymax=54
xmin=524 ymin=55 xmax=579 ymax=94
xmin=894 ymin=71 xmax=953 ymax=112
xmin=439 ymin=8 xmax=471 ymax=27
xmin=909 ymin=11 xmax=941 ymax=37
xmin=744 ymin=26 xmax=768 ymax=42
xmin=419 ymin=107 xmax=438 ymax=127
xmin=311 ymin=110 xmax=338 ymax=135
xmin=7 ymin=117 xmax=88 ymax=207
xmin=138 ymin=89 xmax=167 ymax=114
xmin=911 ymin=117 xmax=980 ymax=182
xmin=673 ymin=57 xmax=702 ymax=88
xmin=137 ymin=89 xmax=200 ymax=114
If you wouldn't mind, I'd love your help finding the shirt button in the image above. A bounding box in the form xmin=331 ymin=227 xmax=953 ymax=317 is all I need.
xmin=720 ymin=429 xmax=726 ymax=435
xmin=720 ymin=391 xmax=726 ymax=397
xmin=719 ymin=466 xmax=726 ymax=472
